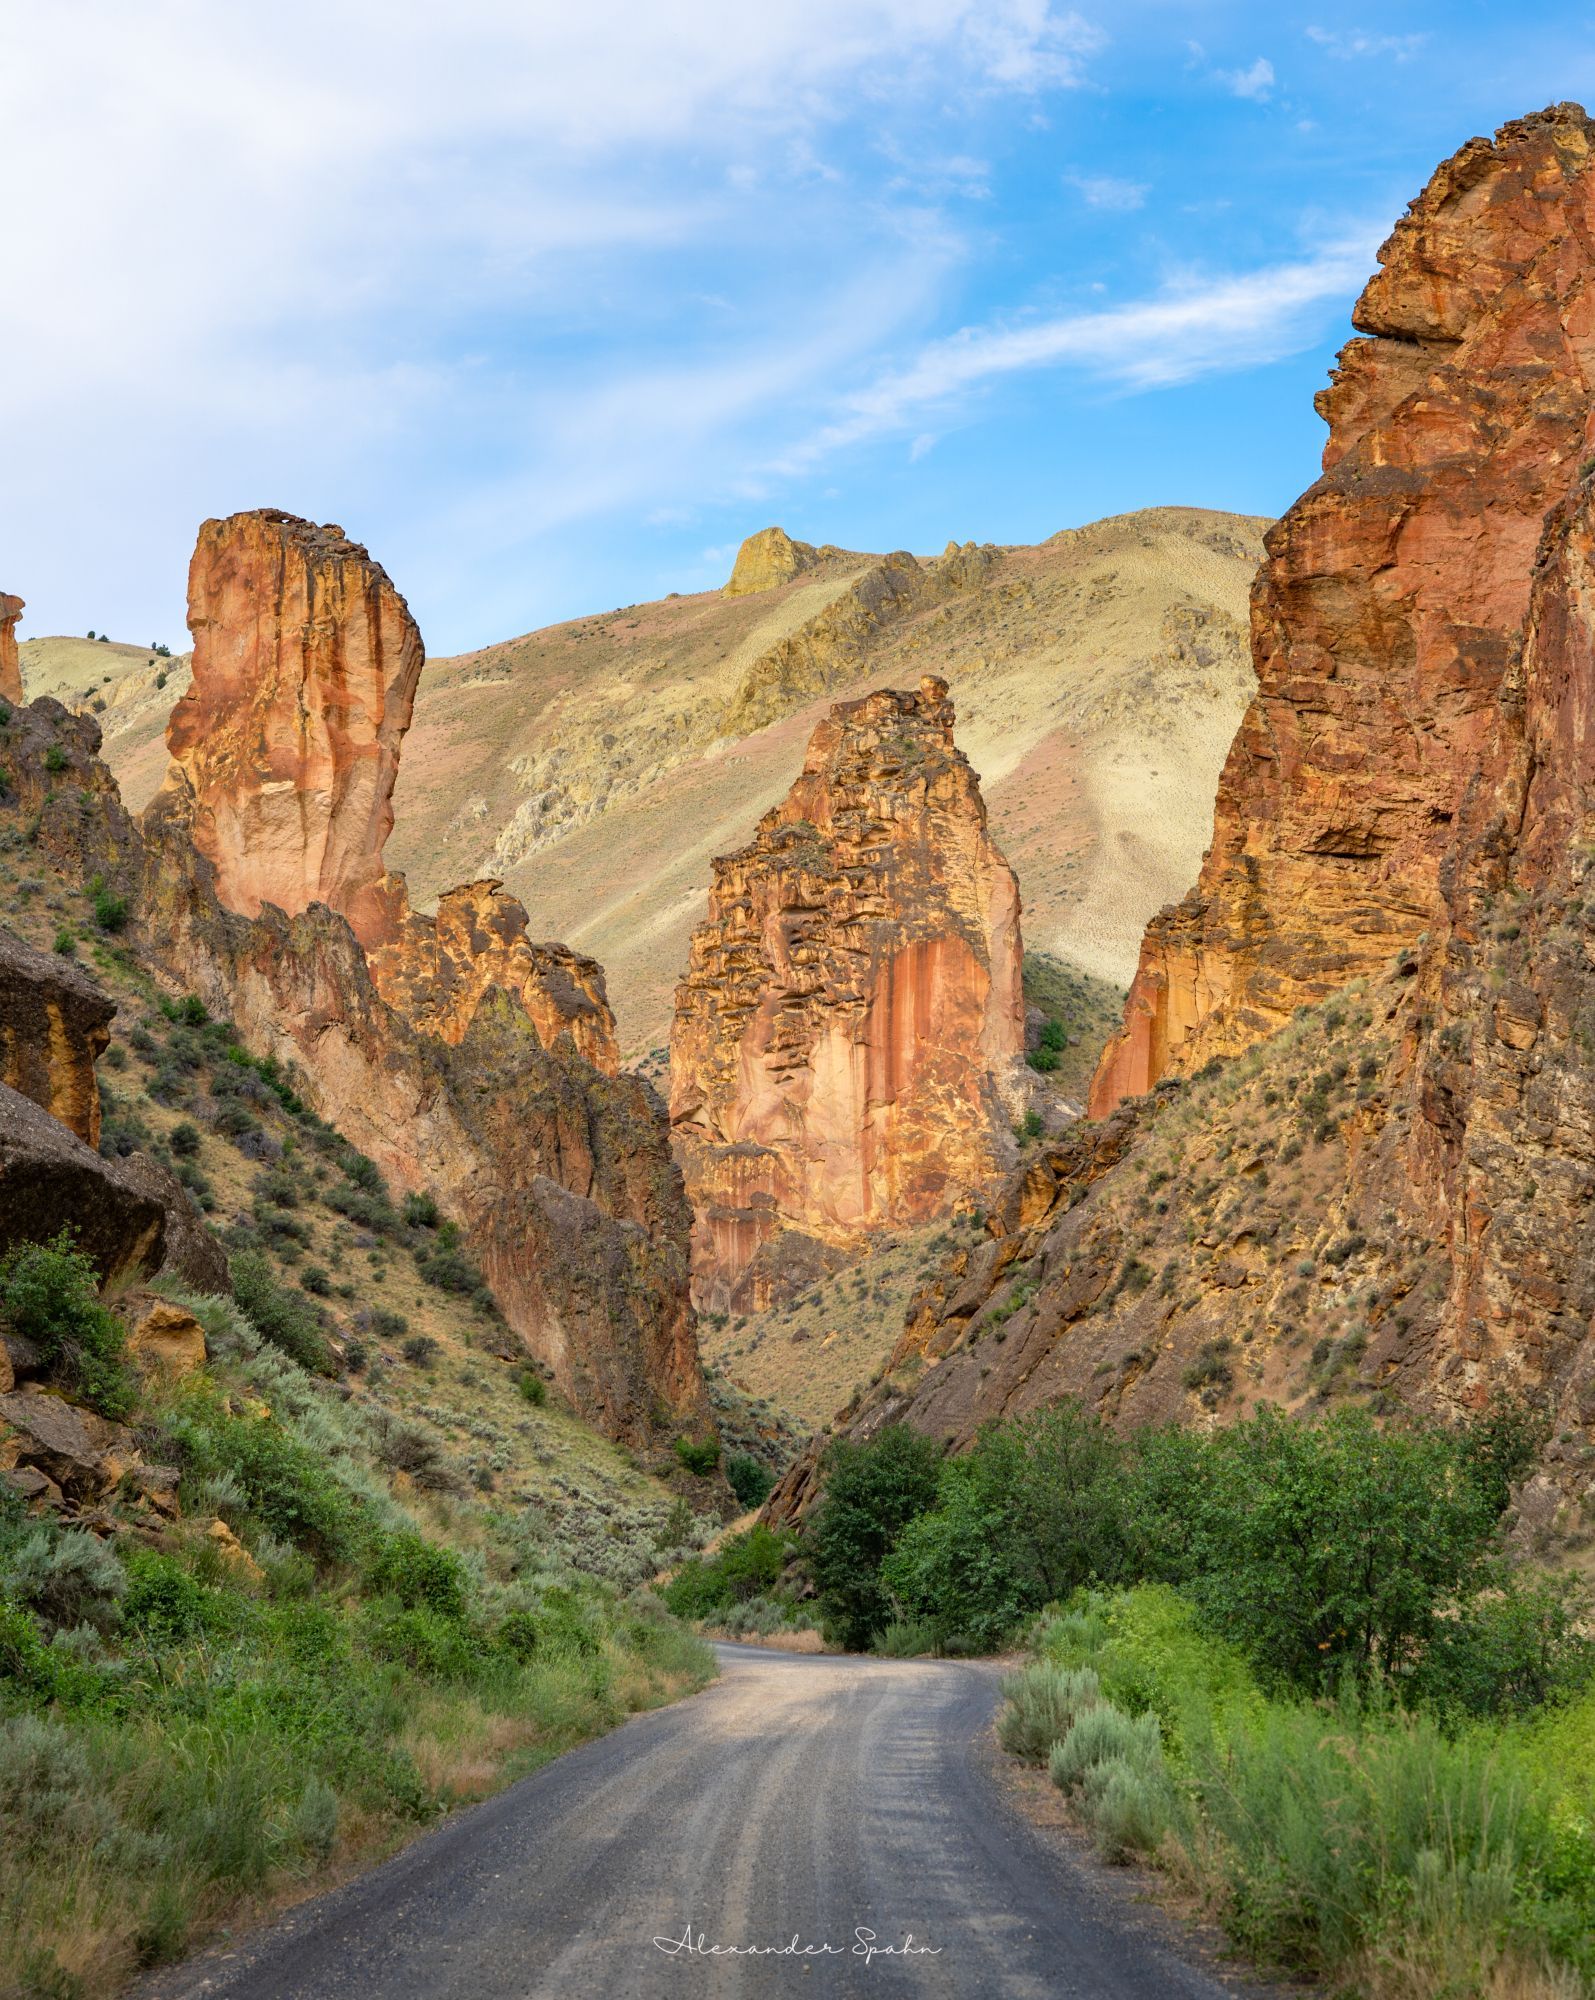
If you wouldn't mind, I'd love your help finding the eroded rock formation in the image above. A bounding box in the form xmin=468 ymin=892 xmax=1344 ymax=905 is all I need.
xmin=772 ymin=107 xmax=1595 ymax=1538
xmin=160 ymin=510 xmax=424 ymax=948
xmin=0 ymin=926 xmax=114 ymax=1147
xmin=723 ymin=526 xmax=818 ymax=597
xmin=128 ymin=511 xmax=704 ymax=1446
xmin=671 ymin=676 xmax=1024 ymax=1312
xmin=0 ymin=595 xmax=22 ymax=704
xmin=368 ymin=879 xmax=618 ymax=1073
xmin=1092 ymin=104 xmax=1595 ymax=1115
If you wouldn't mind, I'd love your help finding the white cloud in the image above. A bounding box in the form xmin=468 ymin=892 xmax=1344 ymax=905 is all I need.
xmin=909 ymin=433 xmax=939 ymax=461
xmin=1222 ymin=57 xmax=1276 ymax=100
xmin=0 ymin=0 xmax=1105 ymax=645
xmin=1067 ymin=172 xmax=1149 ymax=211
xmin=1305 ymin=26 xmax=1427 ymax=60
xmin=768 ymin=231 xmax=1379 ymax=474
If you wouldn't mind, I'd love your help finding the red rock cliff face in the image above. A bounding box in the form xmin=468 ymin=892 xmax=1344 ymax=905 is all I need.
xmin=0 ymin=596 xmax=22 ymax=706
xmin=161 ymin=511 xmax=423 ymax=950
xmin=133 ymin=511 xmax=690 ymax=1444
xmin=670 ymin=676 xmax=1024 ymax=1312
xmin=0 ymin=926 xmax=113 ymax=1147
xmin=368 ymin=879 xmax=618 ymax=1075
xmin=1092 ymin=105 xmax=1595 ymax=1116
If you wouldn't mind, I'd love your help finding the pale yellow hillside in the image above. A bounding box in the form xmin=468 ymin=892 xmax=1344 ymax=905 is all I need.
xmin=390 ymin=506 xmax=1265 ymax=1056
xmin=19 ymin=634 xmax=192 ymax=814
xmin=79 ymin=506 xmax=1265 ymax=1061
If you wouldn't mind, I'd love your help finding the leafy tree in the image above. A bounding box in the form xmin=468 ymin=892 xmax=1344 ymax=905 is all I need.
xmin=807 ymin=1424 xmax=941 ymax=1649
xmin=725 ymin=1452 xmax=774 ymax=1510
xmin=1130 ymin=1406 xmax=1499 ymax=1693
xmin=883 ymin=1402 xmax=1127 ymax=1648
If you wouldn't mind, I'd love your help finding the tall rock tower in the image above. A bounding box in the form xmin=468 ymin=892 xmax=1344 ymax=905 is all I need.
xmin=1092 ymin=104 xmax=1595 ymax=1113
xmin=670 ymin=676 xmax=1025 ymax=1312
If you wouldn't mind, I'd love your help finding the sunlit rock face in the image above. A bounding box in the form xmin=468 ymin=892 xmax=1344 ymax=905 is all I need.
xmin=671 ymin=676 xmax=1025 ymax=1312
xmin=0 ymin=595 xmax=23 ymax=705
xmin=160 ymin=509 xmax=423 ymax=949
xmin=1093 ymin=104 xmax=1595 ymax=1115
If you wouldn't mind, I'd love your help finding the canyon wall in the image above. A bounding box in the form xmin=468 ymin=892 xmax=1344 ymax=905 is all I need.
xmin=1091 ymin=103 xmax=1595 ymax=1114
xmin=131 ymin=510 xmax=704 ymax=1445
xmin=0 ymin=595 xmax=22 ymax=705
xmin=671 ymin=676 xmax=1024 ymax=1312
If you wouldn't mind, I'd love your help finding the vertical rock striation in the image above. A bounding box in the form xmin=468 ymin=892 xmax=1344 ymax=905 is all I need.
xmin=670 ymin=676 xmax=1024 ymax=1312
xmin=0 ymin=927 xmax=114 ymax=1148
xmin=0 ymin=595 xmax=22 ymax=705
xmin=1092 ymin=104 xmax=1595 ymax=1115
xmin=161 ymin=511 xmax=424 ymax=949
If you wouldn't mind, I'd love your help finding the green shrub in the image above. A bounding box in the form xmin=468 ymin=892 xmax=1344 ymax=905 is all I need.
xmin=169 ymin=1120 xmax=201 ymax=1157
xmin=873 ymin=1617 xmax=938 ymax=1658
xmin=997 ymin=1662 xmax=1102 ymax=1762
xmin=807 ymin=1424 xmax=941 ymax=1650
xmin=518 ymin=1370 xmax=548 ymax=1407
xmin=662 ymin=1524 xmax=791 ymax=1621
xmin=1081 ymin=1757 xmax=1175 ymax=1863
xmin=402 ymin=1192 xmax=439 ymax=1229
xmin=401 ymin=1334 xmax=439 ymax=1369
xmin=43 ymin=744 xmax=67 ymax=774
xmin=0 ymin=1231 xmax=134 ymax=1417
xmin=725 ymin=1452 xmax=773 ymax=1510
xmin=365 ymin=1533 xmax=468 ymax=1620
xmin=52 ymin=926 xmax=76 ymax=956
xmin=231 ymin=1250 xmax=333 ymax=1374
xmin=1049 ymin=1702 xmax=1161 ymax=1793
xmin=2 ymin=1526 xmax=126 ymax=1635
xmin=120 ymin=1547 xmax=220 ymax=1641
xmin=673 ymin=1436 xmax=720 ymax=1476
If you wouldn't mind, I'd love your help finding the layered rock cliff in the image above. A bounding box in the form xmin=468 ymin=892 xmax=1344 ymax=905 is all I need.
xmin=1092 ymin=104 xmax=1595 ymax=1115
xmin=671 ymin=676 xmax=1024 ymax=1312
xmin=772 ymin=106 xmax=1595 ymax=1536
xmin=0 ymin=595 xmax=22 ymax=705
xmin=132 ymin=510 xmax=703 ymax=1445
xmin=160 ymin=511 xmax=424 ymax=949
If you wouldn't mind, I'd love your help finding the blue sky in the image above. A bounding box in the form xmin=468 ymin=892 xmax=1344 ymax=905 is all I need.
xmin=3 ymin=2 xmax=1591 ymax=657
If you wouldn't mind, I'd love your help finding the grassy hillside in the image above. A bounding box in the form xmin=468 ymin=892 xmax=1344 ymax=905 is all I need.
xmin=0 ymin=800 xmax=734 ymax=1998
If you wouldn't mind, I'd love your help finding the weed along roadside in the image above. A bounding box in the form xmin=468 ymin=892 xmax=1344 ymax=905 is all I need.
xmin=659 ymin=1405 xmax=1595 ymax=1995
xmin=0 ymin=1239 xmax=717 ymax=2000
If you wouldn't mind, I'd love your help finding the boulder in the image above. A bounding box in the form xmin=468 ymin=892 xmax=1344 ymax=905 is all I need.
xmin=0 ymin=1080 xmax=166 ymax=1284
xmin=124 ymin=1296 xmax=207 ymax=1377
xmin=0 ymin=923 xmax=115 ymax=1146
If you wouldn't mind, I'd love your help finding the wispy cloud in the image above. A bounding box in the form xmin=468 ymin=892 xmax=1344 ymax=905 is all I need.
xmin=1222 ymin=57 xmax=1276 ymax=99
xmin=1067 ymin=172 xmax=1149 ymax=211
xmin=1305 ymin=26 xmax=1427 ymax=59
xmin=768 ymin=232 xmax=1378 ymax=474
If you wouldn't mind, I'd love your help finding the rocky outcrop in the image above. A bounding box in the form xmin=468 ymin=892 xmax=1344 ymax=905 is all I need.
xmin=159 ymin=510 xmax=424 ymax=948
xmin=1092 ymin=104 xmax=1595 ymax=1115
xmin=671 ymin=677 xmax=1025 ymax=1312
xmin=0 ymin=926 xmax=114 ymax=1147
xmin=136 ymin=805 xmax=706 ymax=1441
xmin=368 ymin=878 xmax=618 ymax=1073
xmin=721 ymin=553 xmax=928 ymax=737
xmin=0 ymin=1080 xmax=167 ymax=1284
xmin=724 ymin=527 xmax=818 ymax=597
xmin=0 ymin=594 xmax=22 ymax=704
xmin=775 ymin=108 xmax=1595 ymax=1540
xmin=124 ymin=1296 xmax=208 ymax=1377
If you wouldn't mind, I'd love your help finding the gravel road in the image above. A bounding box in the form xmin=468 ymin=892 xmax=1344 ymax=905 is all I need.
xmin=141 ymin=1642 xmax=1269 ymax=2000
